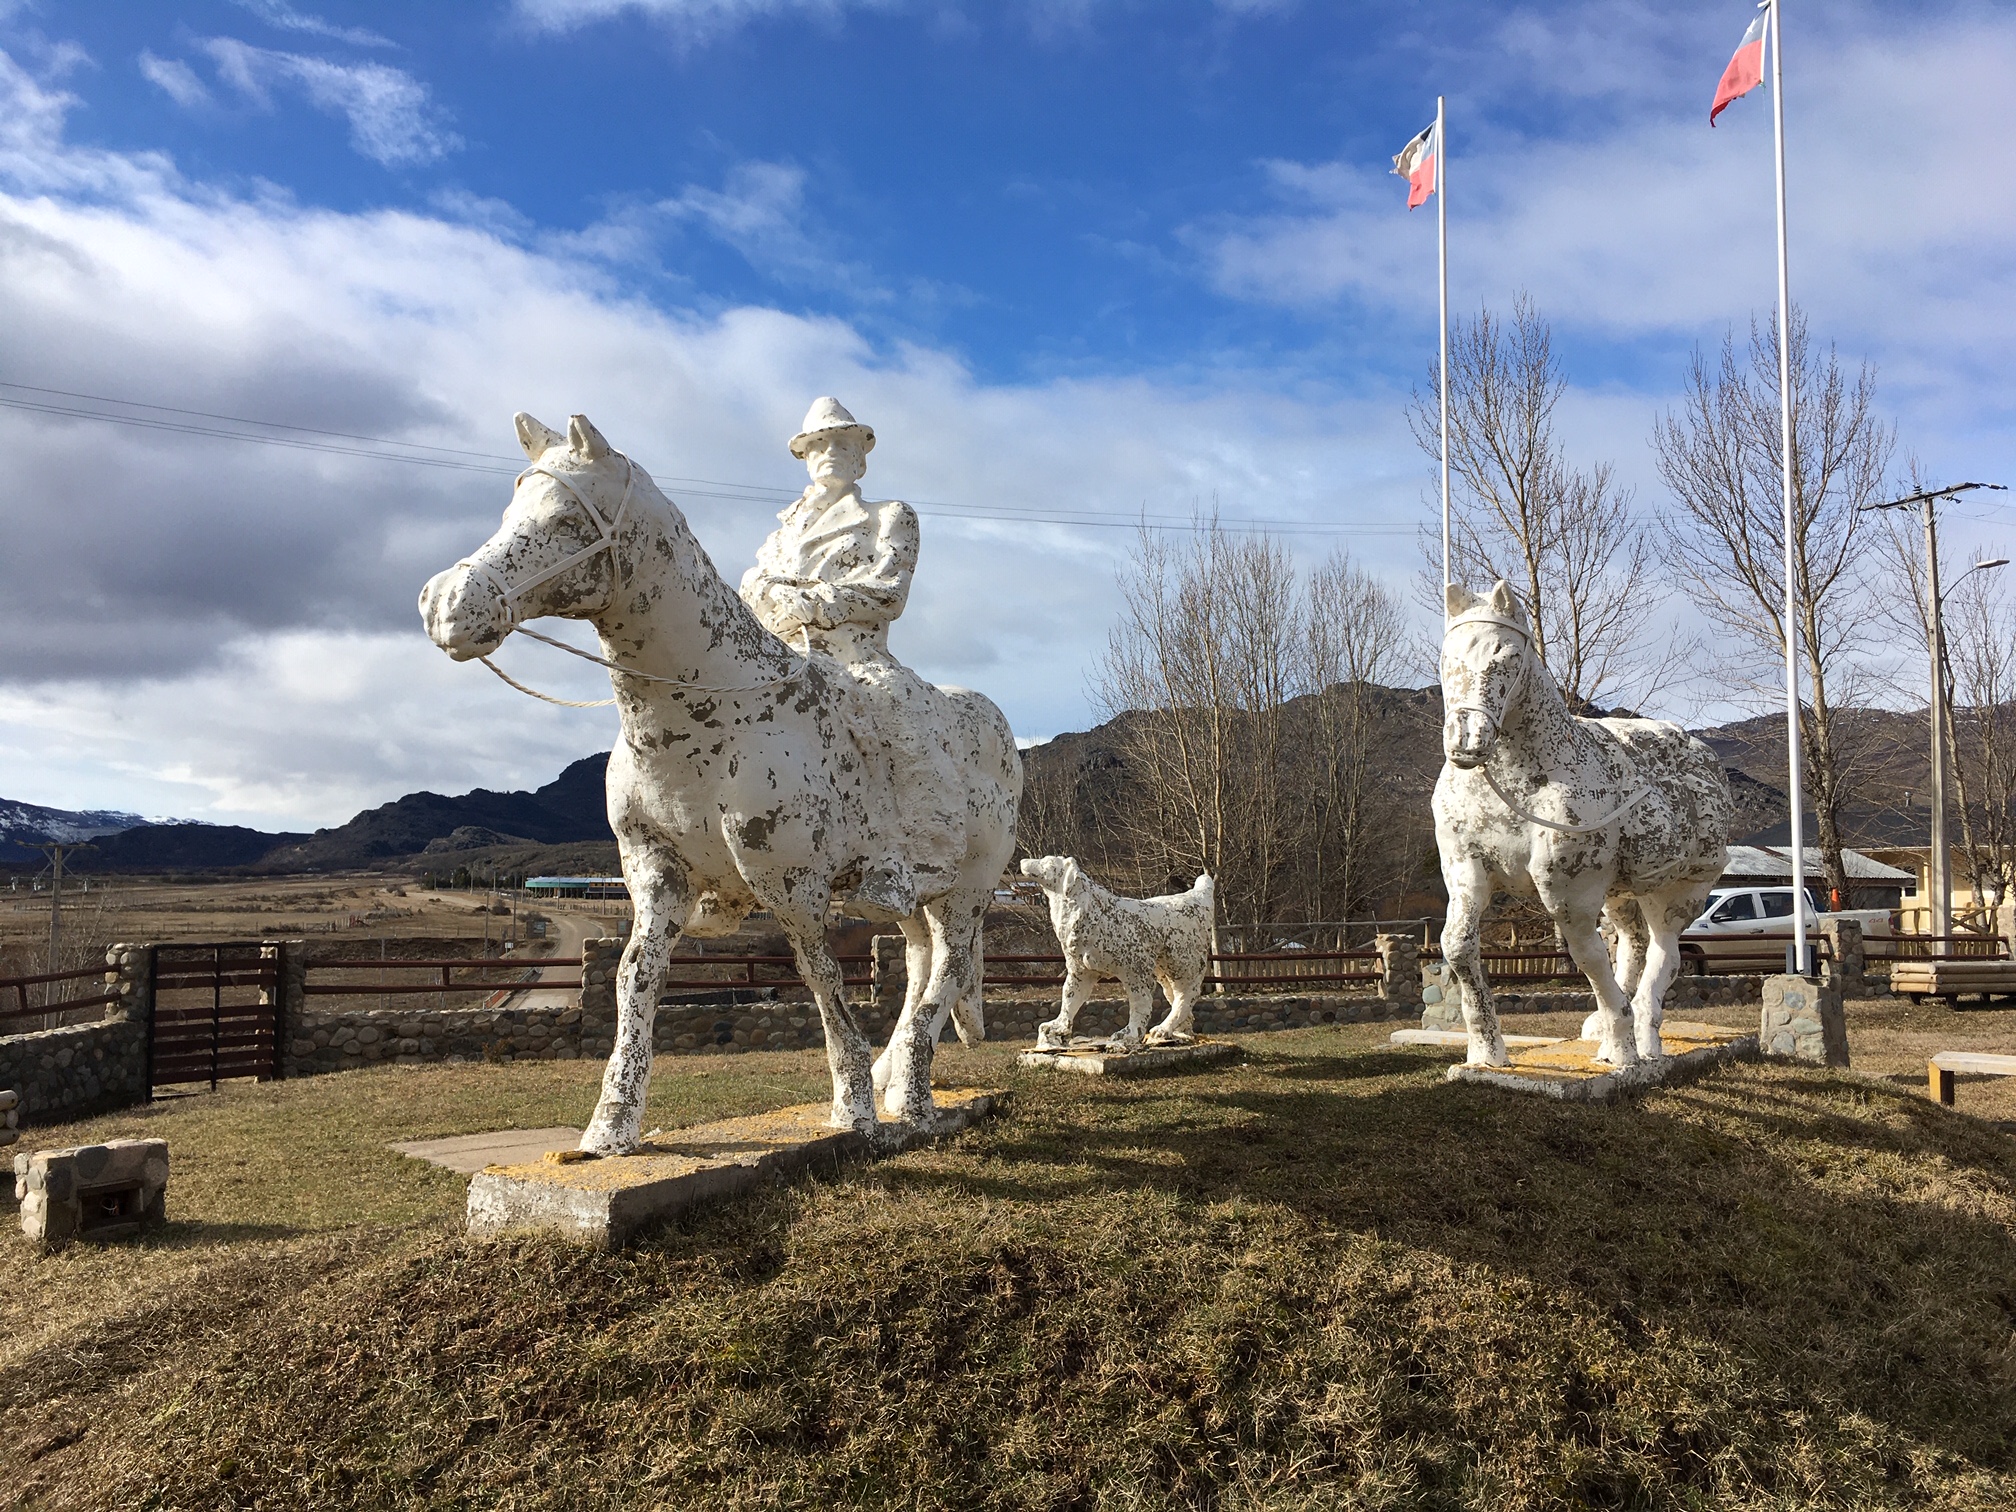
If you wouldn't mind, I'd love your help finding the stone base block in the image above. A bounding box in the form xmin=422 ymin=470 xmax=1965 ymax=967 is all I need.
xmin=1444 ymin=1021 xmax=1756 ymax=1104
xmin=1017 ymin=1039 xmax=1241 ymax=1077
xmin=1390 ymin=1028 xmax=1566 ymax=1050
xmin=14 ymin=1138 xmax=169 ymax=1251
xmin=1760 ymin=975 xmax=1849 ymax=1066
xmin=467 ymin=1089 xmax=998 ymax=1249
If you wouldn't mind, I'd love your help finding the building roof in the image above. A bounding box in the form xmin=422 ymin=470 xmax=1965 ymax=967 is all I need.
xmin=1720 ymin=845 xmax=1912 ymax=882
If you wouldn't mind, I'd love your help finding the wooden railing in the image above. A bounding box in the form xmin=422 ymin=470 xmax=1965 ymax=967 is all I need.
xmin=0 ymin=965 xmax=122 ymax=1030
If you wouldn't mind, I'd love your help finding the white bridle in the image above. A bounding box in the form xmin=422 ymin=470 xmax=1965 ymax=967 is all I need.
xmin=457 ymin=458 xmax=637 ymax=631
xmin=1441 ymin=610 xmax=1649 ymax=836
xmin=456 ymin=453 xmax=810 ymax=706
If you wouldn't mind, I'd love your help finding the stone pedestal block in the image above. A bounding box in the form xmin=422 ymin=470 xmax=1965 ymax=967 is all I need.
xmin=0 ymin=1087 xmax=16 ymax=1149
xmin=1760 ymin=974 xmax=1849 ymax=1067
xmin=15 ymin=1137 xmax=168 ymax=1251
xmin=468 ymin=1091 xmax=996 ymax=1248
xmin=1376 ymin=935 xmax=1422 ymax=1011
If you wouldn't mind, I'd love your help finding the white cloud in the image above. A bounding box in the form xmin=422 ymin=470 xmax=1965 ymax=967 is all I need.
xmin=228 ymin=0 xmax=395 ymax=49
xmin=514 ymin=0 xmax=1282 ymax=40
xmin=0 ymin=48 xmax=1420 ymax=829
xmin=138 ymin=51 xmax=211 ymax=109
xmin=200 ymin=37 xmax=458 ymax=166
xmin=653 ymin=159 xmax=886 ymax=296
xmin=1197 ymin=5 xmax=2016 ymax=449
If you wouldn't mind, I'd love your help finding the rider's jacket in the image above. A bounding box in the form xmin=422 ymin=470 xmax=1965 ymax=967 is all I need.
xmin=738 ymin=485 xmax=920 ymax=666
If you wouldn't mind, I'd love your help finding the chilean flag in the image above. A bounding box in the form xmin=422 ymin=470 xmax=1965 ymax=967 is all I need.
xmin=1392 ymin=121 xmax=1438 ymax=209
xmin=1711 ymin=9 xmax=1768 ymax=126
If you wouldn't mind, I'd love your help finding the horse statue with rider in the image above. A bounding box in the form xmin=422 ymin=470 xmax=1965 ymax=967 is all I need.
xmin=421 ymin=399 xmax=1019 ymax=1154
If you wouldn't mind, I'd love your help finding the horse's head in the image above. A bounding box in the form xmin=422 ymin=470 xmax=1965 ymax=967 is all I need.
xmin=1440 ymin=580 xmax=1534 ymax=769
xmin=419 ymin=412 xmax=635 ymax=661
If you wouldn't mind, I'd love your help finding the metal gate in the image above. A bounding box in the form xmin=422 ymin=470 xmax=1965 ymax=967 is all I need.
xmin=149 ymin=943 xmax=284 ymax=1090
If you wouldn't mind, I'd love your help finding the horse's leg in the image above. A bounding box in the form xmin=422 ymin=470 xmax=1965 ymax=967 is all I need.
xmin=580 ymin=833 xmax=688 ymax=1156
xmin=1545 ymin=876 xmax=1638 ymax=1067
xmin=1442 ymin=855 xmax=1506 ymax=1067
xmin=879 ymin=890 xmax=986 ymax=1121
xmin=1037 ymin=965 xmax=1094 ymax=1050
xmin=772 ymin=895 xmax=877 ymax=1134
xmin=1634 ymin=884 xmax=1712 ymax=1058
xmin=941 ymin=886 xmax=990 ymax=1048
xmin=871 ymin=911 xmax=934 ymax=1100
xmin=1585 ymin=898 xmax=1648 ymax=1042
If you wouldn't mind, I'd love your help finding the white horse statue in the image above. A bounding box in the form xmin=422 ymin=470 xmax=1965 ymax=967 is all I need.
xmin=419 ymin=413 xmax=1020 ymax=1152
xmin=1435 ymin=581 xmax=1732 ymax=1068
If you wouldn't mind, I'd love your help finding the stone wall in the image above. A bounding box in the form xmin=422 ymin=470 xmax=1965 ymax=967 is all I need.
xmin=0 ymin=1019 xmax=149 ymax=1126
xmin=0 ymin=944 xmax=152 ymax=1126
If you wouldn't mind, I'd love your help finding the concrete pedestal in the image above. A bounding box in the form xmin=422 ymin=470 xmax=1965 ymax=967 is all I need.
xmin=1017 ymin=1040 xmax=1240 ymax=1077
xmin=1760 ymin=975 xmax=1850 ymax=1067
xmin=467 ymin=1090 xmax=997 ymax=1249
xmin=1444 ymin=1021 xmax=1756 ymax=1104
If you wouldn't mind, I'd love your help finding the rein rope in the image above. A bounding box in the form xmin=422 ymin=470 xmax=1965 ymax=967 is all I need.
xmin=459 ymin=453 xmax=814 ymax=707
xmin=1443 ymin=609 xmax=1652 ymax=836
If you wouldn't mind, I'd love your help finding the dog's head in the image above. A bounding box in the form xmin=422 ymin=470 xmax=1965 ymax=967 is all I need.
xmin=1018 ymin=855 xmax=1081 ymax=897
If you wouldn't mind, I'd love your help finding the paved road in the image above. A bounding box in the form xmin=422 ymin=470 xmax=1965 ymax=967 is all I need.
xmin=496 ymin=910 xmax=606 ymax=1012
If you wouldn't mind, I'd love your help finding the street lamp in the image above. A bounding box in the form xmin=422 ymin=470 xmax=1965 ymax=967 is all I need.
xmin=1864 ymin=481 xmax=2008 ymax=937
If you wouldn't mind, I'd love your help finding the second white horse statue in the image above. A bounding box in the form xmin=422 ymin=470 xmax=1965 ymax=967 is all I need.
xmin=419 ymin=413 xmax=1019 ymax=1151
xmin=1435 ymin=581 xmax=1732 ymax=1068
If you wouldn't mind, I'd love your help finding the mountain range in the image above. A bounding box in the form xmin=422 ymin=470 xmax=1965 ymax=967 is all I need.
xmin=0 ymin=690 xmax=1946 ymax=876
xmin=0 ymin=757 xmax=616 ymax=875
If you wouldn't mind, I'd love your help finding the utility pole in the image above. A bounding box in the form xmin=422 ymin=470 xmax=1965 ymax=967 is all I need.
xmin=33 ymin=842 xmax=91 ymax=975
xmin=1865 ymin=481 xmax=2009 ymax=937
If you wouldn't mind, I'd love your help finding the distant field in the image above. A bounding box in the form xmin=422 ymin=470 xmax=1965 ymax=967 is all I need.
xmin=4 ymin=1003 xmax=2015 ymax=1510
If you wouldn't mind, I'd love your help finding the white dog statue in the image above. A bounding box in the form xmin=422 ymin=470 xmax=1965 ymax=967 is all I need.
xmin=1019 ymin=856 xmax=1215 ymax=1051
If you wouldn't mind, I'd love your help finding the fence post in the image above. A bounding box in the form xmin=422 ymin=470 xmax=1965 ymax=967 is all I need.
xmin=1376 ymin=934 xmax=1422 ymax=1017
xmin=871 ymin=935 xmax=907 ymax=1026
xmin=105 ymin=943 xmax=153 ymax=1024
xmin=578 ymin=938 xmax=623 ymax=1061
xmin=1817 ymin=918 xmax=1865 ymax=996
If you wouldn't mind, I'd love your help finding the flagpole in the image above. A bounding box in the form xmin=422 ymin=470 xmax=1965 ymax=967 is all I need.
xmin=1768 ymin=0 xmax=1809 ymax=975
xmin=1437 ymin=94 xmax=1451 ymax=613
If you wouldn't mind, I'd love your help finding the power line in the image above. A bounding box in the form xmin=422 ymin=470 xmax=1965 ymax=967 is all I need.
xmin=0 ymin=376 xmax=1418 ymax=538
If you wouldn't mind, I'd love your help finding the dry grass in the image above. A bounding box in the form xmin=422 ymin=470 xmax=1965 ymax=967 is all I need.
xmin=3 ymin=1002 xmax=2016 ymax=1510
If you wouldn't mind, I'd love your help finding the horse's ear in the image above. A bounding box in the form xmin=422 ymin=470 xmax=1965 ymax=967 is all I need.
xmin=515 ymin=412 xmax=563 ymax=461
xmin=1488 ymin=580 xmax=1519 ymax=617
xmin=568 ymin=414 xmax=612 ymax=462
xmin=1445 ymin=582 xmax=1477 ymax=616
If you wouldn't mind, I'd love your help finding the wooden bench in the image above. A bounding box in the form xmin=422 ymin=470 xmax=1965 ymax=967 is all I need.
xmin=1927 ymin=1051 xmax=2016 ymax=1106
xmin=1889 ymin=960 xmax=2016 ymax=1005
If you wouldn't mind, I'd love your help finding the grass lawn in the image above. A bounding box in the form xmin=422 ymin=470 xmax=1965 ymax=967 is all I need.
xmin=3 ymin=999 xmax=2016 ymax=1510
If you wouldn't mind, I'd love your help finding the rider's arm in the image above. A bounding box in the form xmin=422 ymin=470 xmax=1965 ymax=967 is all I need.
xmin=798 ymin=501 xmax=919 ymax=629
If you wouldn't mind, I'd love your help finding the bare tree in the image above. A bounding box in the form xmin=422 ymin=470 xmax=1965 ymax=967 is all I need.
xmin=1089 ymin=520 xmax=1412 ymax=936
xmin=1657 ymin=308 xmax=1894 ymax=904
xmin=1883 ymin=543 xmax=2016 ymax=918
xmin=1410 ymin=294 xmax=1667 ymax=708
xmin=1302 ymin=551 xmax=1410 ymax=923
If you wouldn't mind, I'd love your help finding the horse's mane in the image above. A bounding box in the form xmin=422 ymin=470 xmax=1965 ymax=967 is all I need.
xmin=619 ymin=457 xmax=802 ymax=673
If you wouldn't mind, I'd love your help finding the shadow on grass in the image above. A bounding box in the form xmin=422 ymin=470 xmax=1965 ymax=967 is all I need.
xmin=883 ymin=1042 xmax=2016 ymax=1471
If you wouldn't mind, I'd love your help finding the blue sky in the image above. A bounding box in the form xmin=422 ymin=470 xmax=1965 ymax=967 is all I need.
xmin=0 ymin=1 xmax=2011 ymax=828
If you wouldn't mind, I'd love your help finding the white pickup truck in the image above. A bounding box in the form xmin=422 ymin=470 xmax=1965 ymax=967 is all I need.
xmin=1681 ymin=885 xmax=1893 ymax=968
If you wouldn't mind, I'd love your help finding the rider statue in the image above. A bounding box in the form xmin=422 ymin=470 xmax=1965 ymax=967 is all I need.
xmin=739 ymin=397 xmax=963 ymax=921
